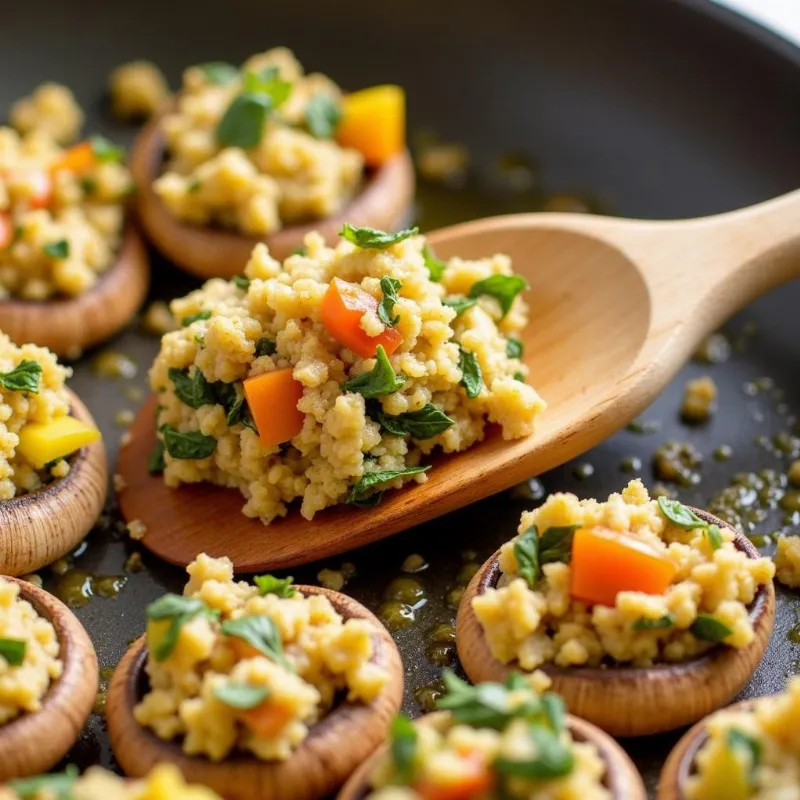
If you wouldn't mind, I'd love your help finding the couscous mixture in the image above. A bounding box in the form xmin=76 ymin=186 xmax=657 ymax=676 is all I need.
xmin=0 ymin=332 xmax=99 ymax=500
xmin=148 ymin=228 xmax=542 ymax=522
xmin=0 ymin=576 xmax=62 ymax=725
xmin=153 ymin=47 xmax=367 ymax=236
xmin=0 ymin=763 xmax=222 ymax=800
xmin=774 ymin=535 xmax=800 ymax=588
xmin=473 ymin=480 xmax=774 ymax=669
xmin=134 ymin=553 xmax=388 ymax=761
xmin=0 ymin=119 xmax=132 ymax=299
xmin=365 ymin=670 xmax=610 ymax=800
xmin=685 ymin=677 xmax=800 ymax=800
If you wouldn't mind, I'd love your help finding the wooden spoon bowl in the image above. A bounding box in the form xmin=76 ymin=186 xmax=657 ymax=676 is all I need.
xmin=656 ymin=698 xmax=756 ymax=800
xmin=0 ymin=389 xmax=107 ymax=576
xmin=0 ymin=223 xmax=149 ymax=358
xmin=455 ymin=509 xmax=775 ymax=737
xmin=106 ymin=585 xmax=404 ymax=800
xmin=0 ymin=576 xmax=98 ymax=781
xmin=130 ymin=114 xmax=415 ymax=279
xmin=336 ymin=710 xmax=647 ymax=800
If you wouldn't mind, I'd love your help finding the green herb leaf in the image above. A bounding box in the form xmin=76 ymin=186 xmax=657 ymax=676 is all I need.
xmin=146 ymin=594 xmax=217 ymax=662
xmin=241 ymin=405 xmax=258 ymax=434
xmin=213 ymin=682 xmax=270 ymax=710
xmin=442 ymin=297 xmax=478 ymax=317
xmin=727 ymin=728 xmax=762 ymax=785
xmin=339 ymin=224 xmax=419 ymax=250
xmin=221 ymin=614 xmax=291 ymax=669
xmin=369 ymin=403 xmax=454 ymax=440
xmin=8 ymin=765 xmax=79 ymax=799
xmin=514 ymin=526 xmax=539 ymax=588
xmin=0 ymin=637 xmax=26 ymax=666
xmin=147 ymin=440 xmax=166 ymax=474
xmin=690 ymin=614 xmax=733 ymax=643
xmin=707 ymin=523 xmax=723 ymax=550
xmin=233 ymin=276 xmax=251 ymax=291
xmin=342 ymin=345 xmax=405 ymax=398
xmin=224 ymin=391 xmax=246 ymax=427
xmin=43 ymin=239 xmax=69 ymax=260
xmin=0 ymin=360 xmax=42 ymax=394
xmin=506 ymin=338 xmax=524 ymax=359
xmin=494 ymin=725 xmax=574 ymax=779
xmin=187 ymin=178 xmax=202 ymax=194
xmin=390 ymin=715 xmax=418 ymax=783
xmin=458 ymin=347 xmax=483 ymax=399
xmin=198 ymin=61 xmax=239 ymax=85
xmin=633 ymin=614 xmax=675 ymax=631
xmin=378 ymin=276 xmax=402 ymax=327
xmin=657 ymin=497 xmax=707 ymax=530
xmin=162 ymin=426 xmax=217 ymax=460
xmin=255 ymin=338 xmax=277 ymax=357
xmin=292 ymin=245 xmax=307 ymax=256
xmin=351 ymin=490 xmax=384 ymax=509
xmin=468 ymin=274 xmax=529 ymax=318
xmin=182 ymin=310 xmax=212 ymax=326
xmin=254 ymin=574 xmax=297 ymax=598
xmin=90 ymin=135 xmax=125 ymax=163
xmin=242 ymin=67 xmax=293 ymax=107
xmin=538 ymin=525 xmax=580 ymax=566
xmin=305 ymin=92 xmax=342 ymax=139
xmin=513 ymin=371 xmax=526 ymax=382
xmin=541 ymin=693 xmax=566 ymax=733
xmin=169 ymin=366 xmax=216 ymax=409
xmin=422 ymin=243 xmax=446 ymax=281
xmin=346 ymin=465 xmax=431 ymax=504
xmin=216 ymin=92 xmax=272 ymax=148
xmin=80 ymin=176 xmax=97 ymax=194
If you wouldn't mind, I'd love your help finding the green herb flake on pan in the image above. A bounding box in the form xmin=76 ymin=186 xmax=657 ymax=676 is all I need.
xmin=339 ymin=224 xmax=419 ymax=250
xmin=342 ymin=345 xmax=406 ymax=398
xmin=0 ymin=360 xmax=42 ymax=394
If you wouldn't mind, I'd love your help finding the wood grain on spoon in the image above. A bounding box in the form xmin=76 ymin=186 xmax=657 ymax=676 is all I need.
xmin=117 ymin=190 xmax=800 ymax=571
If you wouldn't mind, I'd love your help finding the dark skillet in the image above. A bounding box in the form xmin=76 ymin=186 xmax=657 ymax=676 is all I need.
xmin=1 ymin=0 xmax=799 ymax=795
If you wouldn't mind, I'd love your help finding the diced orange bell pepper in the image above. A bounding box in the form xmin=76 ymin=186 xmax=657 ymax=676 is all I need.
xmin=320 ymin=277 xmax=403 ymax=358
xmin=337 ymin=85 xmax=405 ymax=167
xmin=51 ymin=141 xmax=96 ymax=175
xmin=23 ymin=169 xmax=53 ymax=210
xmin=243 ymin=367 xmax=304 ymax=447
xmin=240 ymin=700 xmax=294 ymax=738
xmin=570 ymin=527 xmax=678 ymax=607
xmin=415 ymin=753 xmax=493 ymax=800
xmin=0 ymin=213 xmax=11 ymax=249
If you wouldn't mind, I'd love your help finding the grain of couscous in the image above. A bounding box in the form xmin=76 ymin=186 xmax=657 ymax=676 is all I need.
xmin=473 ymin=480 xmax=774 ymax=669
xmin=109 ymin=60 xmax=170 ymax=120
xmin=149 ymin=227 xmax=542 ymax=523
xmin=9 ymin=83 xmax=84 ymax=145
xmin=0 ymin=576 xmax=62 ymax=725
xmin=134 ymin=553 xmax=388 ymax=761
xmin=774 ymin=535 xmax=800 ymax=588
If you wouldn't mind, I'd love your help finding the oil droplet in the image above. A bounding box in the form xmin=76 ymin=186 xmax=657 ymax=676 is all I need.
xmin=384 ymin=577 xmax=426 ymax=606
xmin=92 ymin=351 xmax=137 ymax=380
xmin=114 ymin=409 xmax=135 ymax=427
xmin=788 ymin=625 xmax=800 ymax=645
xmin=378 ymin=600 xmax=415 ymax=631
xmin=401 ymin=554 xmax=429 ymax=574
xmin=509 ymin=477 xmax=545 ymax=501
xmin=415 ymin=681 xmax=445 ymax=713
xmin=653 ymin=441 xmax=703 ymax=486
xmin=780 ymin=491 xmax=800 ymax=514
xmin=573 ymin=463 xmax=594 ymax=480
xmin=54 ymin=570 xmax=127 ymax=608
xmin=456 ymin=563 xmax=480 ymax=585
xmin=627 ymin=419 xmax=661 ymax=434
xmin=714 ymin=445 xmax=734 ymax=462
xmin=446 ymin=586 xmax=465 ymax=610
xmin=620 ymin=456 xmax=642 ymax=473
xmin=429 ymin=623 xmax=456 ymax=644
xmin=692 ymin=333 xmax=731 ymax=365
xmin=426 ymin=643 xmax=457 ymax=666
xmin=124 ymin=385 xmax=144 ymax=403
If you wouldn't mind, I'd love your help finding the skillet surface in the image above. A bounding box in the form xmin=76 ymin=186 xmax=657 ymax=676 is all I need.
xmin=2 ymin=0 xmax=799 ymax=794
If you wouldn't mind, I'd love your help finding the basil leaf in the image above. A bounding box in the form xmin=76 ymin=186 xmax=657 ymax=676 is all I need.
xmin=538 ymin=525 xmax=580 ymax=566
xmin=514 ymin=526 xmax=539 ymax=588
xmin=390 ymin=715 xmax=417 ymax=783
xmin=198 ymin=61 xmax=239 ymax=85
xmin=352 ymin=490 xmax=384 ymax=509
xmin=346 ymin=465 xmax=431 ymax=504
xmin=9 ymin=765 xmax=79 ymax=799
xmin=443 ymin=297 xmax=477 ymax=317
xmin=305 ymin=92 xmax=341 ymax=139
xmin=0 ymin=637 xmax=26 ymax=666
xmin=727 ymin=728 xmax=762 ymax=784
xmin=90 ymin=135 xmax=125 ymax=163
xmin=370 ymin=403 xmax=454 ymax=439
xmin=43 ymin=239 xmax=69 ymax=259
xmin=254 ymin=574 xmax=297 ymax=598
xmin=657 ymin=496 xmax=708 ymax=530
xmin=146 ymin=594 xmax=217 ymax=662
xmin=292 ymin=245 xmax=307 ymax=256
xmin=241 ymin=404 xmax=258 ymax=434
xmin=494 ymin=725 xmax=574 ymax=779
xmin=506 ymin=338 xmax=524 ymax=359
xmin=233 ymin=276 xmax=250 ymax=291
xmin=147 ymin=440 xmax=166 ymax=474
xmin=0 ymin=360 xmax=42 ymax=394
xmin=162 ymin=426 xmax=217 ymax=460
xmin=224 ymin=390 xmax=246 ymax=427
xmin=342 ymin=345 xmax=405 ymax=398
xmin=80 ymin=176 xmax=97 ymax=194
xmin=255 ymin=338 xmax=277 ymax=357
xmin=213 ymin=682 xmax=270 ymax=710
xmin=182 ymin=310 xmax=212 ymax=326
xmin=541 ymin=693 xmax=566 ymax=733
xmin=221 ymin=614 xmax=291 ymax=669
xmin=216 ymin=92 xmax=272 ymax=148
xmin=707 ymin=523 xmax=723 ymax=550
xmin=169 ymin=366 xmax=216 ymax=409
xmin=339 ymin=224 xmax=419 ymax=250
xmin=633 ymin=614 xmax=675 ymax=631
xmin=458 ymin=347 xmax=483 ymax=399
xmin=468 ymin=274 xmax=529 ymax=318
xmin=513 ymin=371 xmax=526 ymax=382
xmin=690 ymin=614 xmax=733 ymax=643
xmin=242 ymin=68 xmax=292 ymax=107
xmin=378 ymin=276 xmax=402 ymax=327
xmin=422 ymin=243 xmax=446 ymax=281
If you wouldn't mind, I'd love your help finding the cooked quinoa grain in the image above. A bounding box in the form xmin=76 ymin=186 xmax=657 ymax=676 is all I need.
xmin=9 ymin=83 xmax=83 ymax=144
xmin=109 ymin=60 xmax=170 ymax=120
xmin=473 ymin=480 xmax=774 ymax=669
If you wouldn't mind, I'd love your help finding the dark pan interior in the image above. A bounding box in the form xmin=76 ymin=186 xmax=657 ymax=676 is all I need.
xmin=2 ymin=0 xmax=799 ymax=794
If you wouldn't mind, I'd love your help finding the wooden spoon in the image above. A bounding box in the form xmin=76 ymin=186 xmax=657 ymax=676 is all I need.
xmin=106 ymin=585 xmax=404 ymax=800
xmin=0 ymin=224 xmax=149 ymax=358
xmin=455 ymin=509 xmax=775 ymax=737
xmin=0 ymin=575 xmax=98 ymax=781
xmin=336 ymin=710 xmax=646 ymax=800
xmin=116 ymin=190 xmax=800 ymax=572
xmin=131 ymin=113 xmax=415 ymax=279
xmin=0 ymin=389 xmax=107 ymax=576
xmin=656 ymin=698 xmax=756 ymax=800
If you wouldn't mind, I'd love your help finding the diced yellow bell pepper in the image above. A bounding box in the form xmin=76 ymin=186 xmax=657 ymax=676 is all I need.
xmin=146 ymin=619 xmax=172 ymax=656
xmin=689 ymin=740 xmax=751 ymax=800
xmin=17 ymin=416 xmax=101 ymax=469
xmin=139 ymin=763 xmax=223 ymax=800
xmin=337 ymin=85 xmax=405 ymax=167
